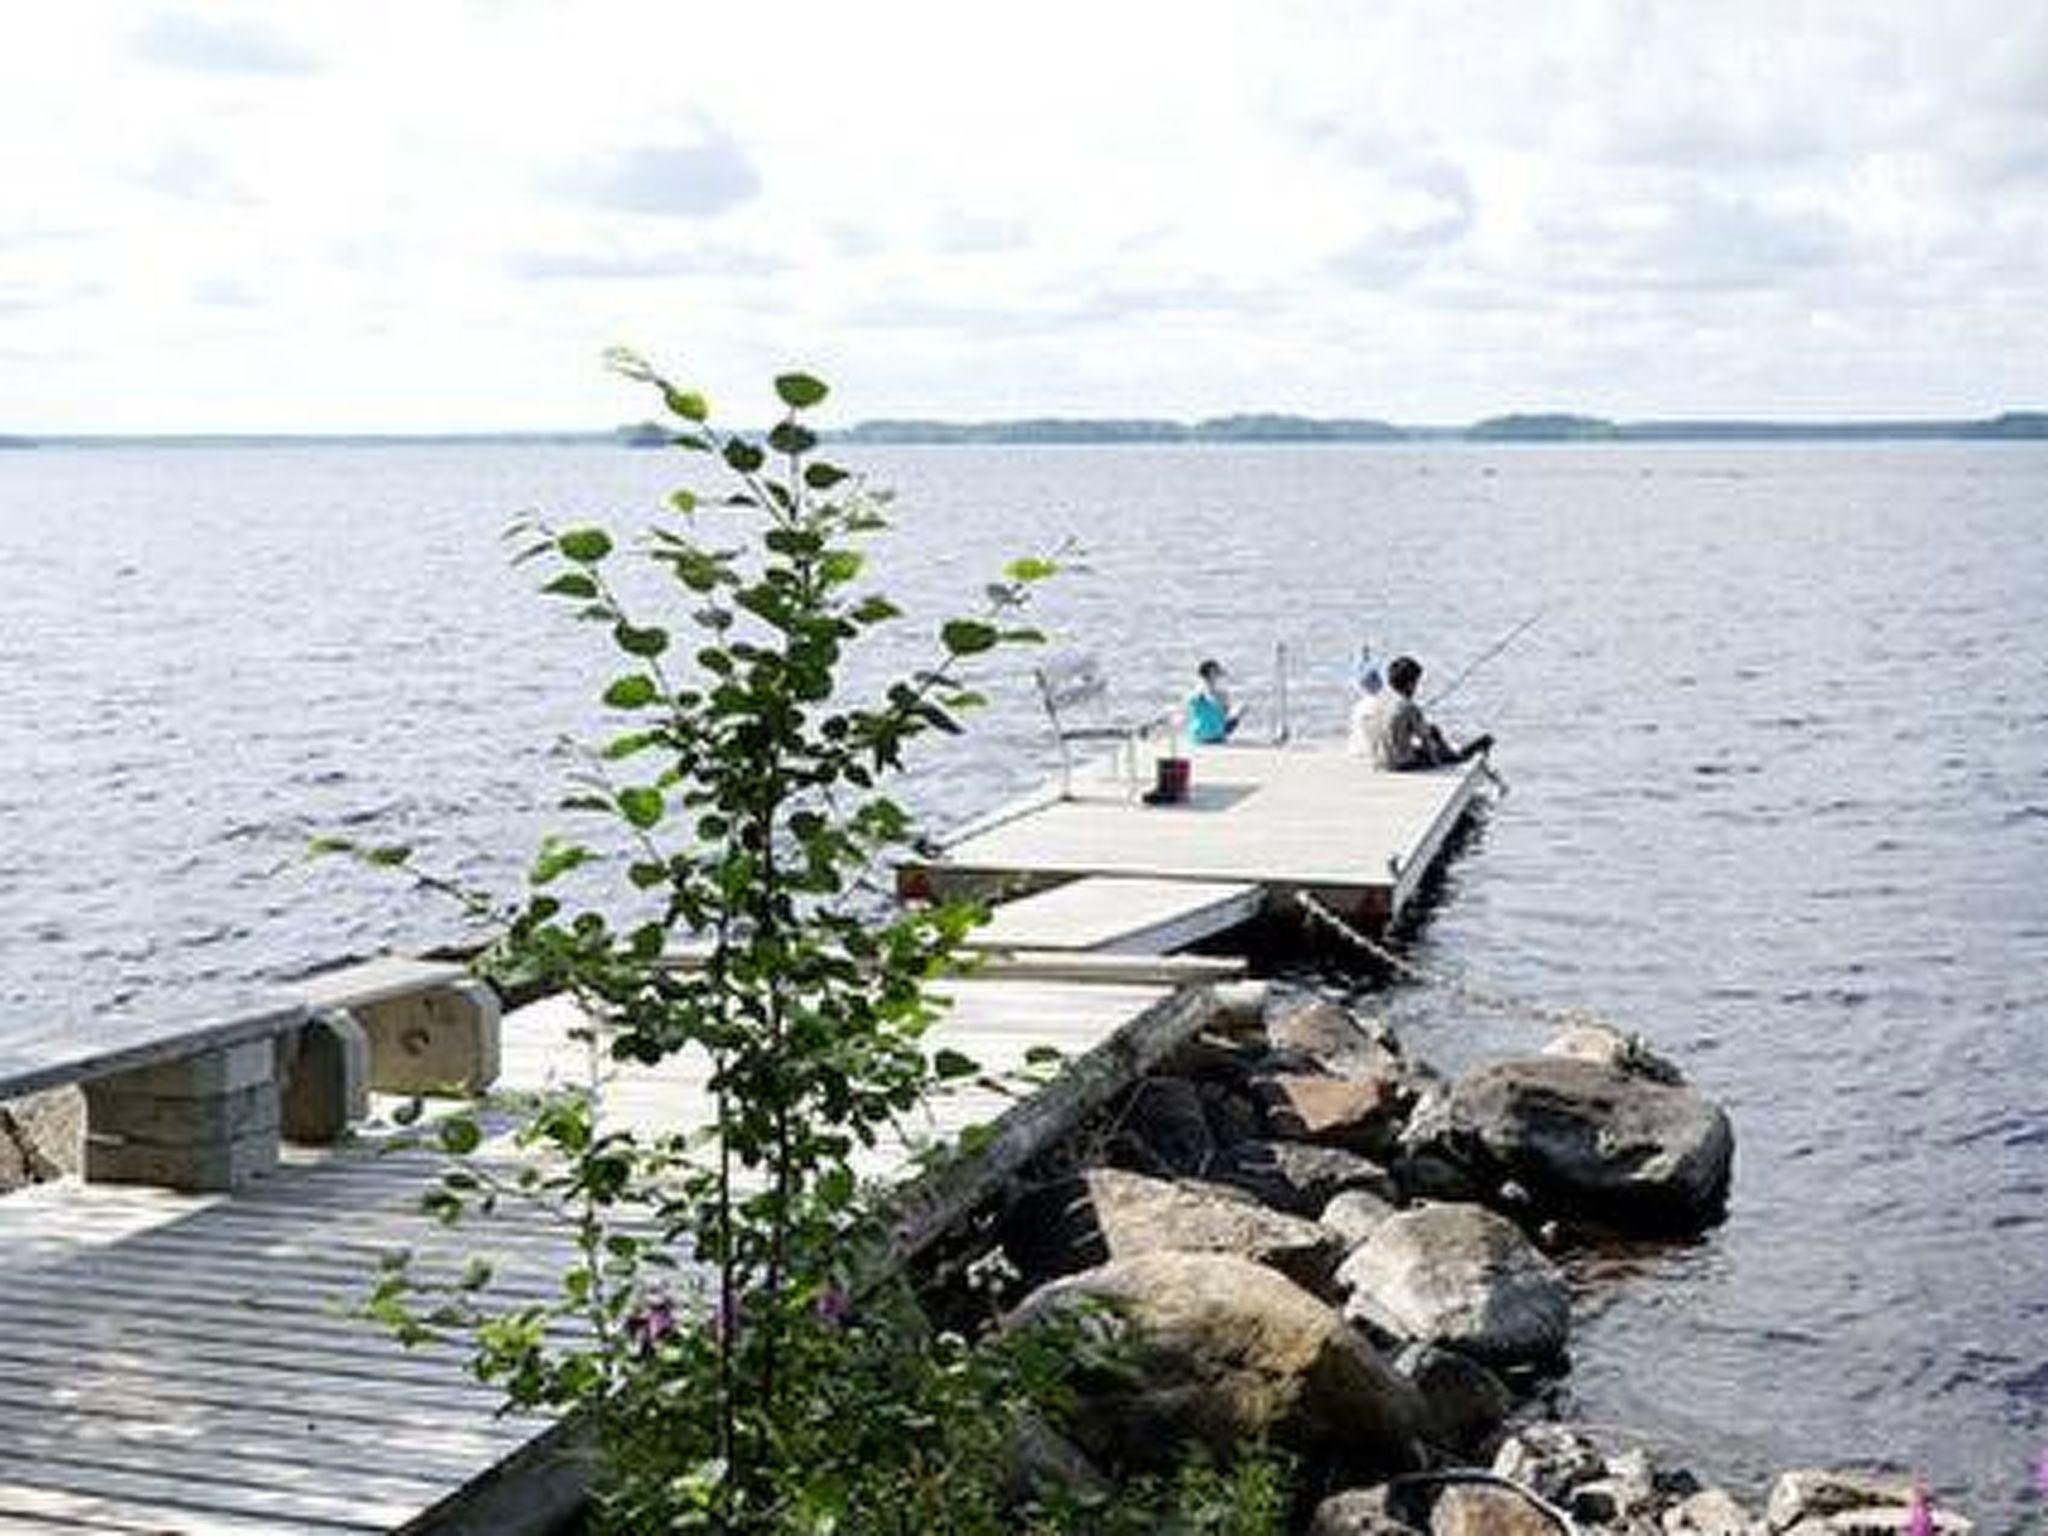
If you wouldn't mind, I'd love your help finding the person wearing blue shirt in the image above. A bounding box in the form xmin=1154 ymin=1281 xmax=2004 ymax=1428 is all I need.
xmin=1187 ymin=658 xmax=1243 ymax=744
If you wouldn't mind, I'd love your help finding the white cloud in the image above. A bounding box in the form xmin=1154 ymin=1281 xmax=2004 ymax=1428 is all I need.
xmin=548 ymin=133 xmax=762 ymax=219
xmin=0 ymin=0 xmax=2043 ymax=430
xmin=130 ymin=11 xmax=322 ymax=76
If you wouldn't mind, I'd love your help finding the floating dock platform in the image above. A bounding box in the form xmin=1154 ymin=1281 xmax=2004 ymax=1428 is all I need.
xmin=903 ymin=745 xmax=1487 ymax=935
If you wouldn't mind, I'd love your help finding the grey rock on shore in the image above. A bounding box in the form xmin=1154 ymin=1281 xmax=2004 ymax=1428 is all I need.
xmin=1337 ymin=1203 xmax=1570 ymax=1365
xmin=1082 ymin=1167 xmax=1345 ymax=1295
xmin=1007 ymin=1250 xmax=1427 ymax=1478
xmin=1421 ymin=1056 xmax=1734 ymax=1232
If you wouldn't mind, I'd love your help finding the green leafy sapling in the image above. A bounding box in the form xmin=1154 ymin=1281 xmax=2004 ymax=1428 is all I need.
xmin=365 ymin=351 xmax=1065 ymax=1531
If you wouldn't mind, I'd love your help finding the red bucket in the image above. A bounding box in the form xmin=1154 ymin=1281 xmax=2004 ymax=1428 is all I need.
xmin=1151 ymin=755 xmax=1191 ymax=804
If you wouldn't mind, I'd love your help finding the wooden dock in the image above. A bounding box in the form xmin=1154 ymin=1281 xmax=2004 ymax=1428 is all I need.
xmin=0 ymin=746 xmax=1490 ymax=1530
xmin=904 ymin=745 xmax=1486 ymax=932
xmin=0 ymin=967 xmax=1235 ymax=1533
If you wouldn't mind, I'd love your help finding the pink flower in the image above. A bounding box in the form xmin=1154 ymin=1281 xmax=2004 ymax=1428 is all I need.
xmin=625 ymin=1297 xmax=678 ymax=1354
xmin=1904 ymin=1484 xmax=1934 ymax=1536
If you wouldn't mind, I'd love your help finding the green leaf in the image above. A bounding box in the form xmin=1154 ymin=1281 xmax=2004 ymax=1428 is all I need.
xmin=819 ymin=550 xmax=863 ymax=585
xmin=722 ymin=439 xmax=765 ymax=474
xmin=614 ymin=623 xmax=669 ymax=658
xmin=438 ymin=1116 xmax=482 ymax=1155
xmin=542 ymin=572 xmax=599 ymax=599
xmin=767 ymin=421 xmax=817 ymax=456
xmin=932 ymin=1047 xmax=979 ymax=1080
xmin=939 ymin=619 xmax=998 ymax=656
xmin=365 ymin=844 xmax=412 ymax=867
xmin=775 ymin=372 xmax=829 ymax=409
xmin=803 ymin=462 xmax=850 ymax=490
xmin=668 ymin=489 xmax=698 ymax=514
xmin=602 ymin=674 xmax=658 ymax=709
xmin=617 ymin=786 xmax=665 ymax=829
xmin=531 ymin=837 xmax=590 ymax=886
xmin=818 ymin=1166 xmax=855 ymax=1208
xmin=664 ymin=386 xmax=709 ymax=422
xmin=1003 ymin=556 xmax=1059 ymax=583
xmin=557 ymin=527 xmax=613 ymax=564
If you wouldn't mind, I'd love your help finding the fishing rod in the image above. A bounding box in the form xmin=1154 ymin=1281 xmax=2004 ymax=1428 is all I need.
xmin=1425 ymin=608 xmax=1545 ymax=709
xmin=1271 ymin=639 xmax=1291 ymax=745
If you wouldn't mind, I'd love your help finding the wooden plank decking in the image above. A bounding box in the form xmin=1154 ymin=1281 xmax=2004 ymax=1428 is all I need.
xmin=905 ymin=745 xmax=1486 ymax=928
xmin=0 ymin=973 xmax=1228 ymax=1533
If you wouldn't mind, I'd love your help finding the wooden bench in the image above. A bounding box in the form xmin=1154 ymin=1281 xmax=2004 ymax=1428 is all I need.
xmin=1034 ymin=651 xmax=1173 ymax=797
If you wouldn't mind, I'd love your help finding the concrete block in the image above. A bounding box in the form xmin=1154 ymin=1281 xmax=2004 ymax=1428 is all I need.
xmin=85 ymin=1128 xmax=279 ymax=1191
xmin=82 ymin=1039 xmax=284 ymax=1191
xmin=359 ymin=979 xmax=501 ymax=1095
xmin=281 ymin=1008 xmax=369 ymax=1144
xmin=85 ymin=1080 xmax=278 ymax=1145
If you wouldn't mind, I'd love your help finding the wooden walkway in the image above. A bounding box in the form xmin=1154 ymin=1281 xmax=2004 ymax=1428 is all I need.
xmin=904 ymin=745 xmax=1486 ymax=930
xmin=0 ymin=970 xmax=1230 ymax=1533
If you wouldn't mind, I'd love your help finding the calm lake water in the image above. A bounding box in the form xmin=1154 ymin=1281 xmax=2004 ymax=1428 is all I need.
xmin=2 ymin=440 xmax=2043 ymax=1524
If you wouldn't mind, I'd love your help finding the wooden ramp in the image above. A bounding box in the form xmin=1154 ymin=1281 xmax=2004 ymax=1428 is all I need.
xmin=0 ymin=973 xmax=1226 ymax=1533
xmin=971 ymin=876 xmax=1262 ymax=955
xmin=905 ymin=745 xmax=1485 ymax=929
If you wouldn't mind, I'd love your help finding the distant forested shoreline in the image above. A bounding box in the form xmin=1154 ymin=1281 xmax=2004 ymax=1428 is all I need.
xmin=9 ymin=411 xmax=2046 ymax=449
xmin=836 ymin=409 xmax=2048 ymax=444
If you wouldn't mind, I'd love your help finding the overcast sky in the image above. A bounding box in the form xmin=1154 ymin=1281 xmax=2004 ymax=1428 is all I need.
xmin=4 ymin=1 xmax=2046 ymax=432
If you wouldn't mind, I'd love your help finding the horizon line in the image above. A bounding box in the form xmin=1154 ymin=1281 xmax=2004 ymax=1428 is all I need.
xmin=8 ymin=407 xmax=2048 ymax=447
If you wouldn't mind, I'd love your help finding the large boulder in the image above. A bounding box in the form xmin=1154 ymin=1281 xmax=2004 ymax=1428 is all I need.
xmin=1393 ymin=1341 xmax=1514 ymax=1454
xmin=1337 ymin=1203 xmax=1569 ymax=1366
xmin=1267 ymin=996 xmax=1406 ymax=1078
xmin=1312 ymin=1484 xmax=1431 ymax=1536
xmin=1425 ymin=1057 xmax=1734 ymax=1232
xmin=1253 ymin=1072 xmax=1410 ymax=1160
xmin=1007 ymin=1251 xmax=1427 ymax=1478
xmin=1432 ymin=1483 xmax=1568 ymax=1536
xmin=1083 ymin=1168 xmax=1344 ymax=1295
xmin=1120 ymin=1076 xmax=1216 ymax=1176
xmin=1321 ymin=1187 xmax=1400 ymax=1250
xmin=1542 ymin=1024 xmax=1684 ymax=1085
xmin=1211 ymin=1139 xmax=1399 ymax=1216
xmin=1 ymin=1090 xmax=78 ymax=1191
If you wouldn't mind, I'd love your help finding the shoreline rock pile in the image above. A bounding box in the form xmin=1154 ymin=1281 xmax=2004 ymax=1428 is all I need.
xmin=976 ymin=983 xmax=1966 ymax=1532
